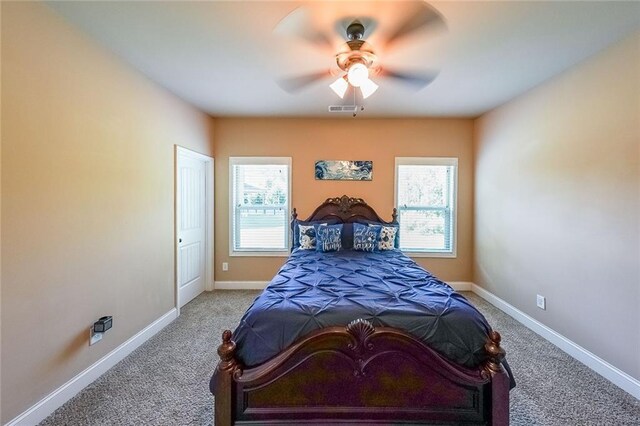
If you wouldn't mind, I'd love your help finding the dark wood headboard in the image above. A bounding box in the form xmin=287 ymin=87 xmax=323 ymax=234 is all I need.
xmin=292 ymin=195 xmax=398 ymax=225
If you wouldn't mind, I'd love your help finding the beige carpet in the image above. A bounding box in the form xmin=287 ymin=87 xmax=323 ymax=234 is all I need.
xmin=40 ymin=290 xmax=640 ymax=425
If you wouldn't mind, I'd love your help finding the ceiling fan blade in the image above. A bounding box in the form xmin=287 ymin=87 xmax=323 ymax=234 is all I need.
xmin=385 ymin=3 xmax=446 ymax=47
xmin=274 ymin=7 xmax=334 ymax=52
xmin=278 ymin=70 xmax=332 ymax=93
xmin=380 ymin=68 xmax=439 ymax=90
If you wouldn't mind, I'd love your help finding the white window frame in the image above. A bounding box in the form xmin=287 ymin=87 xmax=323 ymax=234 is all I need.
xmin=229 ymin=156 xmax=292 ymax=257
xmin=394 ymin=157 xmax=458 ymax=258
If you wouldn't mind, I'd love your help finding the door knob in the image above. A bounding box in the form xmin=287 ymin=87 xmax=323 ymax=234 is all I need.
xmin=179 ymin=238 xmax=182 ymax=243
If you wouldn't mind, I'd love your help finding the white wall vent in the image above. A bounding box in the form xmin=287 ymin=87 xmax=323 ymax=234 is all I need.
xmin=328 ymin=105 xmax=358 ymax=113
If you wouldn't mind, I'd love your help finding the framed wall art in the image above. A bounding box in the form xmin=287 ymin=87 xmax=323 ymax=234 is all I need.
xmin=315 ymin=160 xmax=373 ymax=181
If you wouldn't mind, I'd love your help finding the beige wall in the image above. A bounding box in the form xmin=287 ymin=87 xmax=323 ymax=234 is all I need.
xmin=0 ymin=2 xmax=3 ymax=419
xmin=474 ymin=32 xmax=640 ymax=380
xmin=1 ymin=2 xmax=214 ymax=422
xmin=214 ymin=118 xmax=474 ymax=282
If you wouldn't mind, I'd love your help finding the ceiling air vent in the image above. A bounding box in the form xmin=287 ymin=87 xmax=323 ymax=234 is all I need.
xmin=328 ymin=105 xmax=359 ymax=113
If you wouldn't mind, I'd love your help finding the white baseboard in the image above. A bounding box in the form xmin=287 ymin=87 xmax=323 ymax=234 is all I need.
xmin=6 ymin=308 xmax=178 ymax=426
xmin=214 ymin=281 xmax=269 ymax=290
xmin=470 ymin=283 xmax=640 ymax=400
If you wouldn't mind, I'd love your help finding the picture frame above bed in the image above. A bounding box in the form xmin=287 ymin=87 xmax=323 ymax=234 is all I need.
xmin=315 ymin=160 xmax=373 ymax=181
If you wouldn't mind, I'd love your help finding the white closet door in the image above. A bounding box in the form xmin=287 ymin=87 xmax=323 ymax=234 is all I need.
xmin=177 ymin=152 xmax=207 ymax=307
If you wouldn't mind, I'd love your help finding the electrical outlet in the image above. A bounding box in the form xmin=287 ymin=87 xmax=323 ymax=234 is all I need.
xmin=222 ymin=262 xmax=229 ymax=271
xmin=90 ymin=327 xmax=103 ymax=346
xmin=536 ymin=294 xmax=546 ymax=310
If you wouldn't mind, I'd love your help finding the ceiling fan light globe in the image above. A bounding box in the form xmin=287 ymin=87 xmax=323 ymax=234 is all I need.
xmin=347 ymin=63 xmax=369 ymax=87
xmin=360 ymin=78 xmax=379 ymax=99
xmin=329 ymin=76 xmax=349 ymax=98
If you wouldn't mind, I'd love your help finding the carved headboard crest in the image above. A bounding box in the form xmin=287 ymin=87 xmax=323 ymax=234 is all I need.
xmin=326 ymin=195 xmax=367 ymax=213
xmin=291 ymin=195 xmax=397 ymax=225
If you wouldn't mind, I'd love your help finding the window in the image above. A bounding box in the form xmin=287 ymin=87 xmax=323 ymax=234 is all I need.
xmin=395 ymin=157 xmax=458 ymax=257
xmin=230 ymin=157 xmax=291 ymax=256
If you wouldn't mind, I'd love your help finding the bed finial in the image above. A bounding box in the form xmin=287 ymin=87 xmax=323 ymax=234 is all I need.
xmin=392 ymin=207 xmax=398 ymax=223
xmin=215 ymin=331 xmax=240 ymax=425
xmin=482 ymin=330 xmax=506 ymax=378
xmin=217 ymin=330 xmax=238 ymax=372
xmin=292 ymin=207 xmax=298 ymax=221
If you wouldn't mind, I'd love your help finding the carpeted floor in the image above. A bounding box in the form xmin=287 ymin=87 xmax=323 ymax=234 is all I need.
xmin=40 ymin=291 xmax=640 ymax=425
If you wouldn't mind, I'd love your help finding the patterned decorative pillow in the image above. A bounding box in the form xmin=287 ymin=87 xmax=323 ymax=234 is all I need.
xmin=298 ymin=224 xmax=321 ymax=250
xmin=357 ymin=219 xmax=400 ymax=248
xmin=376 ymin=225 xmax=398 ymax=251
xmin=353 ymin=223 xmax=381 ymax=252
xmin=293 ymin=219 xmax=339 ymax=248
xmin=315 ymin=223 xmax=343 ymax=252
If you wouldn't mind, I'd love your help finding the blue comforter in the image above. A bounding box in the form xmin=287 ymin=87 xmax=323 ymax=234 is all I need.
xmin=233 ymin=249 xmax=494 ymax=368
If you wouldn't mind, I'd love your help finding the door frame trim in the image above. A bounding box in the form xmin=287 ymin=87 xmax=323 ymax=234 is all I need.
xmin=175 ymin=145 xmax=214 ymax=315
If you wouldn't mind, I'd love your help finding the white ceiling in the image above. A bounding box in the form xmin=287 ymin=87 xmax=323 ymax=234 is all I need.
xmin=47 ymin=1 xmax=640 ymax=118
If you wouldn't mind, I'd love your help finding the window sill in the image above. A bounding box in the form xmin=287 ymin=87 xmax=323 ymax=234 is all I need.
xmin=402 ymin=251 xmax=457 ymax=259
xmin=230 ymin=251 xmax=289 ymax=257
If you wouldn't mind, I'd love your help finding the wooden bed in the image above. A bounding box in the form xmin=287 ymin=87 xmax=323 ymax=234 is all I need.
xmin=212 ymin=195 xmax=510 ymax=425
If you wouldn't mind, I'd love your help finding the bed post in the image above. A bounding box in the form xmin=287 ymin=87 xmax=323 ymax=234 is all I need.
xmin=482 ymin=331 xmax=510 ymax=426
xmin=215 ymin=330 xmax=238 ymax=426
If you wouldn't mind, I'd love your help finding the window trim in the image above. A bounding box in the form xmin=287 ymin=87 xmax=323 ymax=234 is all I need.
xmin=394 ymin=157 xmax=458 ymax=258
xmin=229 ymin=156 xmax=292 ymax=257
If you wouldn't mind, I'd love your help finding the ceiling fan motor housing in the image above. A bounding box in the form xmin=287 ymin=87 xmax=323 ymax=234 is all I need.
xmin=334 ymin=21 xmax=380 ymax=76
xmin=335 ymin=40 xmax=378 ymax=74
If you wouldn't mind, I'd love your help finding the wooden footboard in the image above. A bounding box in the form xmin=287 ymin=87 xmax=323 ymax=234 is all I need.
xmin=212 ymin=319 xmax=510 ymax=425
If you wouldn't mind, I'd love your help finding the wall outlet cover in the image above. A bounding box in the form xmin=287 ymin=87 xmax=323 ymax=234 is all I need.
xmin=222 ymin=262 xmax=229 ymax=271
xmin=536 ymin=294 xmax=546 ymax=310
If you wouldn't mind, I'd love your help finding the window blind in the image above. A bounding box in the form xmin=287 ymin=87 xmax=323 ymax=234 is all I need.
xmin=231 ymin=159 xmax=290 ymax=253
xmin=396 ymin=159 xmax=457 ymax=254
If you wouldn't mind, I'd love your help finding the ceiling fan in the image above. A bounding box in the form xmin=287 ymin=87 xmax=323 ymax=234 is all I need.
xmin=276 ymin=2 xmax=446 ymax=101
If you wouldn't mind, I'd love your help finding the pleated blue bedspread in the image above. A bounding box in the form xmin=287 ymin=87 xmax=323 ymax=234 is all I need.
xmin=232 ymin=248 xmax=496 ymax=369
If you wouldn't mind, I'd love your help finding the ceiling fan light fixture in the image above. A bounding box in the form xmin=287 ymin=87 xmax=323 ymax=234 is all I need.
xmin=360 ymin=78 xmax=379 ymax=99
xmin=347 ymin=63 xmax=369 ymax=87
xmin=329 ymin=76 xmax=349 ymax=98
